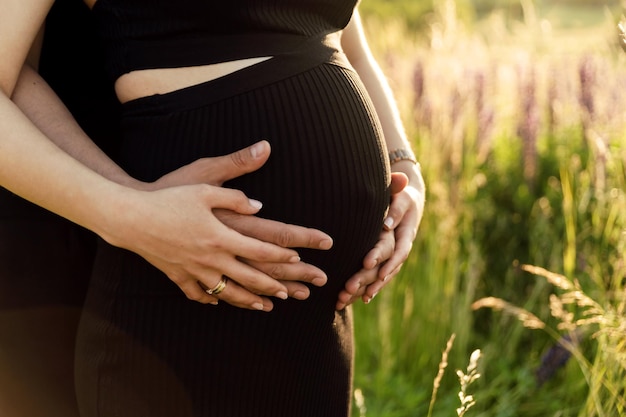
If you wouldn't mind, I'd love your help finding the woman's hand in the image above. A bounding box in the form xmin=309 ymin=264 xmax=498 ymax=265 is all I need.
xmin=104 ymin=183 xmax=319 ymax=312
xmin=137 ymin=141 xmax=332 ymax=310
xmin=13 ymin=65 xmax=332 ymax=310
xmin=215 ymin=210 xmax=331 ymax=302
xmin=336 ymin=165 xmax=425 ymax=310
xmin=339 ymin=9 xmax=426 ymax=309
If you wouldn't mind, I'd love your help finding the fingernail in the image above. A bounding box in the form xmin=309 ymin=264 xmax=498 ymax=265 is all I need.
xmin=249 ymin=199 xmax=263 ymax=210
xmin=312 ymin=276 xmax=327 ymax=286
xmin=209 ymin=300 xmax=219 ymax=306
xmin=363 ymin=296 xmax=371 ymax=304
xmin=250 ymin=141 xmax=265 ymax=159
xmin=383 ymin=274 xmax=390 ymax=282
xmin=293 ymin=290 xmax=308 ymax=300
xmin=276 ymin=291 xmax=288 ymax=300
xmin=319 ymin=239 xmax=333 ymax=250
xmin=252 ymin=302 xmax=265 ymax=311
xmin=289 ymin=255 xmax=301 ymax=263
xmin=383 ymin=217 xmax=394 ymax=229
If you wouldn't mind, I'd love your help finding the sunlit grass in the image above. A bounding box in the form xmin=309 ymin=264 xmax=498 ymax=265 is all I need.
xmin=352 ymin=1 xmax=626 ymax=416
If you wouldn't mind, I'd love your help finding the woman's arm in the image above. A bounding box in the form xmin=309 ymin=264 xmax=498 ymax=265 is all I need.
xmin=0 ymin=0 xmax=317 ymax=311
xmin=14 ymin=65 xmax=331 ymax=304
xmin=337 ymin=9 xmax=426 ymax=309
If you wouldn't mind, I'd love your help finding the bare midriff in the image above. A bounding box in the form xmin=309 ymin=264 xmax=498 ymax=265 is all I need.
xmin=84 ymin=0 xmax=273 ymax=103
xmin=114 ymin=57 xmax=273 ymax=103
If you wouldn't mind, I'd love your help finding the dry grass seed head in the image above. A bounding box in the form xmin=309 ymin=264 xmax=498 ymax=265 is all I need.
xmin=522 ymin=264 xmax=575 ymax=291
xmin=472 ymin=297 xmax=546 ymax=329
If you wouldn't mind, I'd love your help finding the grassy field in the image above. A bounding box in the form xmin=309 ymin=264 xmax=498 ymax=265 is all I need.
xmin=352 ymin=1 xmax=626 ymax=416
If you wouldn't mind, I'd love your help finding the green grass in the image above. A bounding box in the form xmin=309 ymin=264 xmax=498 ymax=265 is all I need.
xmin=352 ymin=2 xmax=626 ymax=416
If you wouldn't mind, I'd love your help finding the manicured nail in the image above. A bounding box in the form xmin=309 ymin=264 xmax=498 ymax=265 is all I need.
xmin=250 ymin=141 xmax=265 ymax=159
xmin=252 ymin=302 xmax=265 ymax=311
xmin=276 ymin=291 xmax=288 ymax=300
xmin=383 ymin=217 xmax=394 ymax=229
xmin=249 ymin=199 xmax=263 ymax=210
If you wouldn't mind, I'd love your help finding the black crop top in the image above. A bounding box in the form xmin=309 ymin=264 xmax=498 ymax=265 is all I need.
xmin=91 ymin=0 xmax=359 ymax=81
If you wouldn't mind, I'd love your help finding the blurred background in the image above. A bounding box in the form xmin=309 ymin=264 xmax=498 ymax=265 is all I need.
xmin=352 ymin=1 xmax=626 ymax=416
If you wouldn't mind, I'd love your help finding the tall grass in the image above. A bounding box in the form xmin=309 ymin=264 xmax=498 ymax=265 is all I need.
xmin=353 ymin=2 xmax=626 ymax=416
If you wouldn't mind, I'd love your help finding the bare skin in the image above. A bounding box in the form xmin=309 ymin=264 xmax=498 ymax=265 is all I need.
xmin=14 ymin=68 xmax=333 ymax=309
xmin=0 ymin=4 xmax=424 ymax=417
xmin=1 ymin=0 xmax=424 ymax=311
xmin=100 ymin=6 xmax=426 ymax=308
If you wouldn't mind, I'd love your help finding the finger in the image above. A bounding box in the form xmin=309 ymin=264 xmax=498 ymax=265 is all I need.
xmin=179 ymin=278 xmax=221 ymax=305
xmin=361 ymin=230 xmax=395 ymax=270
xmin=378 ymin=226 xmax=414 ymax=279
xmin=382 ymin=190 xmax=412 ymax=231
xmin=342 ymin=274 xmax=363 ymax=295
xmin=364 ymin=262 xmax=404 ymax=302
xmin=202 ymin=259 xmax=289 ymax=300
xmin=220 ymin=229 xmax=303 ymax=265
xmin=193 ymin=281 xmax=220 ymax=305
xmin=337 ymin=228 xmax=397 ymax=309
xmin=348 ymin=266 xmax=379 ymax=293
xmin=200 ymin=185 xmax=266 ymax=216
xmin=203 ymin=190 xmax=310 ymax=264
xmin=176 ymin=273 xmax=269 ymax=309
xmin=218 ymin=281 xmax=275 ymax=312
xmin=336 ymin=267 xmax=377 ymax=310
xmin=280 ymin=281 xmax=311 ymax=300
xmin=336 ymin=290 xmax=353 ymax=307
xmin=363 ymin=279 xmax=389 ymax=304
xmin=152 ymin=141 xmax=271 ymax=188
xmin=197 ymin=275 xmax=275 ymax=311
xmin=381 ymin=174 xmax=409 ymax=230
xmin=336 ymin=297 xmax=349 ymax=311
xmin=389 ymin=171 xmax=409 ymax=195
xmin=336 ymin=289 xmax=359 ymax=310
xmin=243 ymin=259 xmax=328 ymax=287
xmin=336 ymin=284 xmax=369 ymax=310
xmin=215 ymin=210 xmax=333 ymax=251
xmin=214 ymin=140 xmax=272 ymax=184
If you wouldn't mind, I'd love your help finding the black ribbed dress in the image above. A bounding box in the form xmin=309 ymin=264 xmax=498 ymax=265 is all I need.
xmin=75 ymin=2 xmax=391 ymax=416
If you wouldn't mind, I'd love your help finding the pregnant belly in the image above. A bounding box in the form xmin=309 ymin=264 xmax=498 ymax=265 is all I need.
xmin=118 ymin=62 xmax=390 ymax=293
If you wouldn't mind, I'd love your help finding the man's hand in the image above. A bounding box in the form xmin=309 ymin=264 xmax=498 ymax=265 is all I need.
xmin=146 ymin=140 xmax=333 ymax=309
xmin=12 ymin=64 xmax=331 ymax=311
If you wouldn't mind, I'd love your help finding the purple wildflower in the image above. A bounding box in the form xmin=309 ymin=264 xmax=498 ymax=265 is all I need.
xmin=535 ymin=330 xmax=582 ymax=386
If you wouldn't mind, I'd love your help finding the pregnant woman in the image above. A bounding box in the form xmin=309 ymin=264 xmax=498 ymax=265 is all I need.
xmin=0 ymin=1 xmax=424 ymax=416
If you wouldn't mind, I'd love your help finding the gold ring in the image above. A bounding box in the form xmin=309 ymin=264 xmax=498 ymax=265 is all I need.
xmin=205 ymin=276 xmax=227 ymax=296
